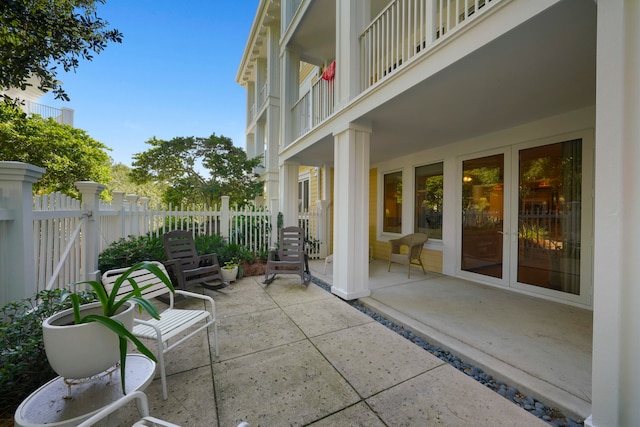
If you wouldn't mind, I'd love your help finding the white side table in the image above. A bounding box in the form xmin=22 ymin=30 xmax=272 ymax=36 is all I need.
xmin=15 ymin=354 xmax=156 ymax=427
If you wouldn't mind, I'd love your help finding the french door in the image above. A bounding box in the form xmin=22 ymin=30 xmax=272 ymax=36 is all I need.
xmin=459 ymin=135 xmax=592 ymax=304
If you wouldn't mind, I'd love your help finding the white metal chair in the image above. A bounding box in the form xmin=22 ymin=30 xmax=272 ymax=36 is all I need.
xmin=77 ymin=391 xmax=180 ymax=426
xmin=102 ymin=261 xmax=218 ymax=400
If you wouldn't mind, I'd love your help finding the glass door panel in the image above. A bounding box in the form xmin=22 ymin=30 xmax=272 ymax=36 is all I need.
xmin=517 ymin=139 xmax=582 ymax=294
xmin=461 ymin=154 xmax=505 ymax=279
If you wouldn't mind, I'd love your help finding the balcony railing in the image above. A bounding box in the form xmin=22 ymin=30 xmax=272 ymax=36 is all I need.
xmin=360 ymin=0 xmax=497 ymax=91
xmin=24 ymin=101 xmax=74 ymax=126
xmin=287 ymin=0 xmax=497 ymax=143
xmin=292 ymin=77 xmax=335 ymax=142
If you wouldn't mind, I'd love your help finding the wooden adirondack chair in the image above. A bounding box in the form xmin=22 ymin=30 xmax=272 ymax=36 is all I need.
xmin=162 ymin=230 xmax=226 ymax=290
xmin=263 ymin=226 xmax=311 ymax=285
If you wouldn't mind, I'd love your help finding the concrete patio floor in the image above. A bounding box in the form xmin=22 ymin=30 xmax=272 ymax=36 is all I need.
xmin=314 ymin=258 xmax=593 ymax=422
xmin=110 ymin=270 xmax=551 ymax=426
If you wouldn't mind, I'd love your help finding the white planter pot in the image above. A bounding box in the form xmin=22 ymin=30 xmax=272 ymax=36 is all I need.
xmin=221 ymin=266 xmax=238 ymax=282
xmin=42 ymin=301 xmax=135 ymax=380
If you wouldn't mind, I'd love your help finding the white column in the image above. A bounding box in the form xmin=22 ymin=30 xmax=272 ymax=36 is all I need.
xmin=588 ymin=2 xmax=640 ymax=427
xmin=331 ymin=123 xmax=370 ymax=300
xmin=0 ymin=162 xmax=44 ymax=305
xmin=264 ymin=104 xmax=281 ymax=203
xmin=335 ymin=0 xmax=369 ymax=107
xmin=280 ymin=48 xmax=299 ymax=149
xmin=75 ymin=181 xmax=106 ymax=282
xmin=279 ymin=161 xmax=299 ymax=227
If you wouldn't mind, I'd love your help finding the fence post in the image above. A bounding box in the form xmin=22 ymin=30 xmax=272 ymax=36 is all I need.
xmin=0 ymin=162 xmax=45 ymax=305
xmin=111 ymin=191 xmax=125 ymax=238
xmin=75 ymin=181 xmax=106 ymax=282
xmin=139 ymin=197 xmax=150 ymax=236
xmin=125 ymin=194 xmax=140 ymax=237
xmin=221 ymin=196 xmax=230 ymax=241
xmin=269 ymin=197 xmax=279 ymax=249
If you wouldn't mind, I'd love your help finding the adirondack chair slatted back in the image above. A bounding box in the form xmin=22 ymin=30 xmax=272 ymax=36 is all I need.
xmin=102 ymin=261 xmax=172 ymax=302
xmin=163 ymin=231 xmax=200 ymax=270
xmin=279 ymin=227 xmax=305 ymax=261
xmin=263 ymin=226 xmax=311 ymax=285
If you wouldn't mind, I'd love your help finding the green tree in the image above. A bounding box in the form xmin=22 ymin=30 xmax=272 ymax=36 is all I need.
xmin=0 ymin=103 xmax=111 ymax=198
xmin=131 ymin=134 xmax=263 ymax=207
xmin=0 ymin=0 xmax=122 ymax=101
xmin=106 ymin=162 xmax=166 ymax=203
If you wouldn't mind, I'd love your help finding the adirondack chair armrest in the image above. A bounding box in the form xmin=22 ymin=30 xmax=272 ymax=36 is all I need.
xmin=175 ymin=289 xmax=216 ymax=316
xmin=198 ymin=253 xmax=220 ymax=267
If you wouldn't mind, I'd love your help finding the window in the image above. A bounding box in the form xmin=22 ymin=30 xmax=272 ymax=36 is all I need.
xmin=383 ymin=171 xmax=402 ymax=233
xmin=298 ymin=178 xmax=310 ymax=212
xmin=415 ymin=163 xmax=443 ymax=239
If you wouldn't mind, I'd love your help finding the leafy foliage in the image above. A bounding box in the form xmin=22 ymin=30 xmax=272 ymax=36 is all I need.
xmin=130 ymin=134 xmax=263 ymax=207
xmin=0 ymin=103 xmax=111 ymax=198
xmin=0 ymin=0 xmax=123 ymax=101
xmin=98 ymin=233 xmax=236 ymax=273
xmin=0 ymin=289 xmax=96 ymax=419
xmin=106 ymin=162 xmax=166 ymax=202
xmin=98 ymin=235 xmax=166 ymax=273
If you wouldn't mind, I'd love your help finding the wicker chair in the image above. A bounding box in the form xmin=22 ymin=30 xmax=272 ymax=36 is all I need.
xmin=388 ymin=233 xmax=429 ymax=278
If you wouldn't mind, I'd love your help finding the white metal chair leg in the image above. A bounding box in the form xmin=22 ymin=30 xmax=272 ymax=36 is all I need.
xmin=155 ymin=333 xmax=168 ymax=400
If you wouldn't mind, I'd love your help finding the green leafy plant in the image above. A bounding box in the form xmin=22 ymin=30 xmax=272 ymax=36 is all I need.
xmin=62 ymin=261 xmax=174 ymax=392
xmin=98 ymin=235 xmax=166 ymax=273
xmin=223 ymin=259 xmax=239 ymax=270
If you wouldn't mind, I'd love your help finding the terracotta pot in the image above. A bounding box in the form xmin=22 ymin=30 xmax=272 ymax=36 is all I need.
xmin=42 ymin=301 xmax=135 ymax=379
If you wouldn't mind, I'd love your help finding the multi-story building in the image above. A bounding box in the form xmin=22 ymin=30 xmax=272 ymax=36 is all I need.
xmin=1 ymin=76 xmax=74 ymax=126
xmin=236 ymin=2 xmax=639 ymax=426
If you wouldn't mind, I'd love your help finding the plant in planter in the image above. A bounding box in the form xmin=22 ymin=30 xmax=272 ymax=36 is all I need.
xmin=42 ymin=261 xmax=174 ymax=392
xmin=221 ymin=259 xmax=239 ymax=282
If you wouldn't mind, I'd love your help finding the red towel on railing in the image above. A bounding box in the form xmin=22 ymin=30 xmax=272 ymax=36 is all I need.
xmin=321 ymin=60 xmax=335 ymax=81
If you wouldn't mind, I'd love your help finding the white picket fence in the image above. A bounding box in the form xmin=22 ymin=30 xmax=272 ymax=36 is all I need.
xmin=33 ymin=192 xmax=324 ymax=294
xmin=0 ymin=163 xmax=327 ymax=306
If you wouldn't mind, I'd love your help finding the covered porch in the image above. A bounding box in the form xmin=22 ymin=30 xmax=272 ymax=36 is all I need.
xmin=310 ymin=257 xmax=593 ymax=421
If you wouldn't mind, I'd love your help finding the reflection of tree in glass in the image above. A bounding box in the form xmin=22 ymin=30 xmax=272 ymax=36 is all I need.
xmin=421 ymin=175 xmax=443 ymax=211
xmin=462 ymin=166 xmax=501 ymax=210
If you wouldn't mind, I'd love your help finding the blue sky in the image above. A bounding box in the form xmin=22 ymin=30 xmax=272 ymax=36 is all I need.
xmin=41 ymin=0 xmax=260 ymax=166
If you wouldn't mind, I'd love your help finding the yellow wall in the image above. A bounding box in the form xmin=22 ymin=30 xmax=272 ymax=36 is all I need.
xmin=369 ymin=168 xmax=443 ymax=273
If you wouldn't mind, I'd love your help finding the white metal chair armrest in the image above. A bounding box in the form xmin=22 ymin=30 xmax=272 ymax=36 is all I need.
xmin=77 ymin=391 xmax=180 ymax=427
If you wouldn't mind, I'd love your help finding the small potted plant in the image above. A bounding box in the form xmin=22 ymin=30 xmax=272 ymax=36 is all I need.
xmin=221 ymin=259 xmax=239 ymax=282
xmin=42 ymin=261 xmax=174 ymax=392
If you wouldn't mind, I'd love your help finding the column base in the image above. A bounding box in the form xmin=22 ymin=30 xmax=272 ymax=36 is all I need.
xmin=331 ymin=287 xmax=371 ymax=300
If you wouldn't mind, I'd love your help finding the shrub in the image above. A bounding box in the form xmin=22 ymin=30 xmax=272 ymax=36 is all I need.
xmin=0 ymin=289 xmax=96 ymax=419
xmin=217 ymin=243 xmax=256 ymax=265
xmin=98 ymin=233 xmax=246 ymax=272
xmin=98 ymin=235 xmax=166 ymax=273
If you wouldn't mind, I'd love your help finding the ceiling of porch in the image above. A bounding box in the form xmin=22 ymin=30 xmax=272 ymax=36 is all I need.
xmin=291 ymin=0 xmax=596 ymax=167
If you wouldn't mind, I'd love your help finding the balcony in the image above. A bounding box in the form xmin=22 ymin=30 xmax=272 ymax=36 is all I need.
xmin=292 ymin=77 xmax=335 ymax=142
xmin=23 ymin=100 xmax=74 ymax=126
xmin=290 ymin=0 xmax=499 ymax=142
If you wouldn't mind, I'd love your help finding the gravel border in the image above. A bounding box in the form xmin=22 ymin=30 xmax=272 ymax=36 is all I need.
xmin=310 ymin=276 xmax=584 ymax=427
